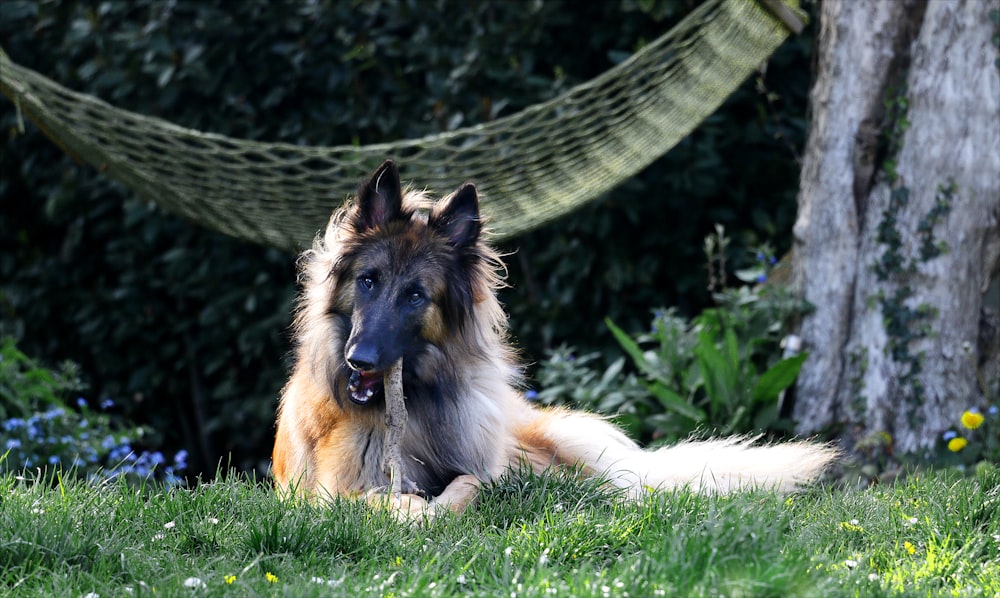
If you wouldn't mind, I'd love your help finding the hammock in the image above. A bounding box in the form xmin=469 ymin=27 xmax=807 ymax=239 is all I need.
xmin=0 ymin=0 xmax=805 ymax=252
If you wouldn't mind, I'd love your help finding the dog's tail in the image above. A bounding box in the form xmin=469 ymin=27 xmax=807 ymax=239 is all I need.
xmin=524 ymin=408 xmax=838 ymax=497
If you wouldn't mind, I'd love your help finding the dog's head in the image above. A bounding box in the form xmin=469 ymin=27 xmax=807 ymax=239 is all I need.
xmin=321 ymin=160 xmax=490 ymax=407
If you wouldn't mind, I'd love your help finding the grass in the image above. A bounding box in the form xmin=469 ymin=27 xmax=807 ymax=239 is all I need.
xmin=1 ymin=464 xmax=998 ymax=597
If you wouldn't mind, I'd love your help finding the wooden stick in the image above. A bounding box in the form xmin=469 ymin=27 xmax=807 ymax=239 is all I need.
xmin=382 ymin=357 xmax=407 ymax=495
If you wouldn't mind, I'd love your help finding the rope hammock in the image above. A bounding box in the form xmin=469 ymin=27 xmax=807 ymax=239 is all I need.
xmin=1 ymin=0 xmax=805 ymax=252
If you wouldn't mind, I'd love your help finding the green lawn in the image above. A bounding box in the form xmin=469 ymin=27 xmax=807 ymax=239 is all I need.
xmin=1 ymin=465 xmax=997 ymax=597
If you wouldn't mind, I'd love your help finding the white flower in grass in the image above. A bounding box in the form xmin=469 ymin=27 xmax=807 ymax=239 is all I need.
xmin=164 ymin=520 xmax=176 ymax=529
xmin=206 ymin=517 xmax=219 ymax=525
xmin=83 ymin=593 xmax=100 ymax=598
xmin=183 ymin=577 xmax=206 ymax=589
xmin=845 ymin=559 xmax=858 ymax=568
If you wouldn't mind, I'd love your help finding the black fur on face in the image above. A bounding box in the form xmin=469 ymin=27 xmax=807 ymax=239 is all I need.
xmin=323 ymin=160 xmax=487 ymax=414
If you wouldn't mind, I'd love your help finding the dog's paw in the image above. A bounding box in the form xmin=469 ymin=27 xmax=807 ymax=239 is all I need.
xmin=365 ymin=489 xmax=433 ymax=522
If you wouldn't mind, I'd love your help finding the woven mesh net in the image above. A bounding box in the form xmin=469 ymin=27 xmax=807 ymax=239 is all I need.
xmin=1 ymin=0 xmax=802 ymax=252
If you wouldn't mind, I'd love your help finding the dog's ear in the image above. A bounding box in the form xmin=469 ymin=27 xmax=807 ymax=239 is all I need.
xmin=355 ymin=160 xmax=403 ymax=231
xmin=431 ymin=183 xmax=481 ymax=248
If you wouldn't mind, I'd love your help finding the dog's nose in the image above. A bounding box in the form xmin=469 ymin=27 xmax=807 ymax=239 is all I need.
xmin=346 ymin=344 xmax=379 ymax=372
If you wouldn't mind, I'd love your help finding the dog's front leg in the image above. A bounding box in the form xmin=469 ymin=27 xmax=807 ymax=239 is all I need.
xmin=429 ymin=474 xmax=481 ymax=515
xmin=365 ymin=490 xmax=431 ymax=521
xmin=366 ymin=474 xmax=480 ymax=522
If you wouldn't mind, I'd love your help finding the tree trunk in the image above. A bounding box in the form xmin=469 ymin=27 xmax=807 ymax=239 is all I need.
xmin=792 ymin=0 xmax=1000 ymax=455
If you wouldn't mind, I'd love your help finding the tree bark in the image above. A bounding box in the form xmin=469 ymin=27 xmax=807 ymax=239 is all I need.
xmin=792 ymin=0 xmax=1000 ymax=455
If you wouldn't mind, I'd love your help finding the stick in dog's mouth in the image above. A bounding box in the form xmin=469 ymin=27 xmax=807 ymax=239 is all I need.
xmin=382 ymin=358 xmax=412 ymax=495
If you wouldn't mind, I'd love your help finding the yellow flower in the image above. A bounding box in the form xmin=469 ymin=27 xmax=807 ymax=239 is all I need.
xmin=961 ymin=410 xmax=985 ymax=430
xmin=224 ymin=575 xmax=236 ymax=584
xmin=265 ymin=572 xmax=278 ymax=583
xmin=903 ymin=541 xmax=916 ymax=555
xmin=839 ymin=520 xmax=864 ymax=533
xmin=948 ymin=437 xmax=968 ymax=452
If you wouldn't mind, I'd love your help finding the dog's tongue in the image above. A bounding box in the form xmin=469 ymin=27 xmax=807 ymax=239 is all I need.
xmin=348 ymin=370 xmax=381 ymax=404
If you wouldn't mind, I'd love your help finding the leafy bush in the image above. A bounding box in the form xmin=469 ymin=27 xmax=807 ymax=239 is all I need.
xmin=0 ymin=338 xmax=187 ymax=485
xmin=535 ymin=233 xmax=812 ymax=445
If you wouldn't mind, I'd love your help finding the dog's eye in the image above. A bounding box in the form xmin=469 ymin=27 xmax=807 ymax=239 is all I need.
xmin=358 ymin=275 xmax=375 ymax=290
xmin=408 ymin=291 xmax=424 ymax=305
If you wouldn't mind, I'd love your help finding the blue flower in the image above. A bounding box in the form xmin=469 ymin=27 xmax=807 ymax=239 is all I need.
xmin=5 ymin=439 xmax=21 ymax=450
xmin=43 ymin=408 xmax=65 ymax=420
xmin=174 ymin=450 xmax=189 ymax=470
xmin=100 ymin=398 xmax=114 ymax=410
xmin=989 ymin=405 xmax=999 ymax=416
xmin=756 ymin=252 xmax=765 ymax=262
xmin=769 ymin=255 xmax=778 ymax=265
xmin=756 ymin=274 xmax=768 ymax=283
xmin=525 ymin=389 xmax=539 ymax=401
xmin=2 ymin=418 xmax=24 ymax=432
xmin=109 ymin=444 xmax=132 ymax=462
xmin=942 ymin=430 xmax=958 ymax=441
xmin=76 ymin=397 xmax=88 ymax=409
xmin=48 ymin=455 xmax=60 ymax=465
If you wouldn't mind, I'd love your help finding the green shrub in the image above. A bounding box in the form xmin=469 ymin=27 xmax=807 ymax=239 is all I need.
xmin=0 ymin=338 xmax=187 ymax=484
xmin=534 ymin=232 xmax=812 ymax=445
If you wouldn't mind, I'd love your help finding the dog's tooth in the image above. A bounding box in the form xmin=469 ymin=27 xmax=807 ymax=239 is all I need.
xmin=365 ymin=388 xmax=374 ymax=398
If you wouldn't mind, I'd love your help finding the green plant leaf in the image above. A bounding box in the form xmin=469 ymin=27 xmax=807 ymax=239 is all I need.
xmin=647 ymin=381 xmax=706 ymax=422
xmin=606 ymin=318 xmax=656 ymax=378
xmin=751 ymin=352 xmax=809 ymax=403
xmin=694 ymin=327 xmax=738 ymax=410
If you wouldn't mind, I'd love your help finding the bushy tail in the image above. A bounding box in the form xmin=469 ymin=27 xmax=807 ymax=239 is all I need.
xmin=532 ymin=409 xmax=838 ymax=497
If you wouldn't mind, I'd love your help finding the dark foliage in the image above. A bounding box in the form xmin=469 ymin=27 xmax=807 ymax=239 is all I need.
xmin=0 ymin=0 xmax=814 ymax=477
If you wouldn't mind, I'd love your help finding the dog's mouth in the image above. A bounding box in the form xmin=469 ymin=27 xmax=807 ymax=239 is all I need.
xmin=347 ymin=369 xmax=385 ymax=405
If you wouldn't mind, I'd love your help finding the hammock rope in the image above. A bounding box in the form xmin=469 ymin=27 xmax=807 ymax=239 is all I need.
xmin=0 ymin=0 xmax=804 ymax=251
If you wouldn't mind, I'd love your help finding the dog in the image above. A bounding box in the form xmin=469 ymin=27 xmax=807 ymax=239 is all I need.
xmin=271 ymin=159 xmax=837 ymax=518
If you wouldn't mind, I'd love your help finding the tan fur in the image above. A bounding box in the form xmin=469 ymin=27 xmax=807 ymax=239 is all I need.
xmin=272 ymin=161 xmax=839 ymax=520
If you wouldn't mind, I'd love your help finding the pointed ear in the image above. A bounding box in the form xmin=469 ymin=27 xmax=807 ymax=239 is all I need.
xmin=431 ymin=183 xmax=481 ymax=248
xmin=355 ymin=160 xmax=402 ymax=231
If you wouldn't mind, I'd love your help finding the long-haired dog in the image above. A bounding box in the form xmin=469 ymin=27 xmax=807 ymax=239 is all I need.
xmin=272 ymin=160 xmax=837 ymax=518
